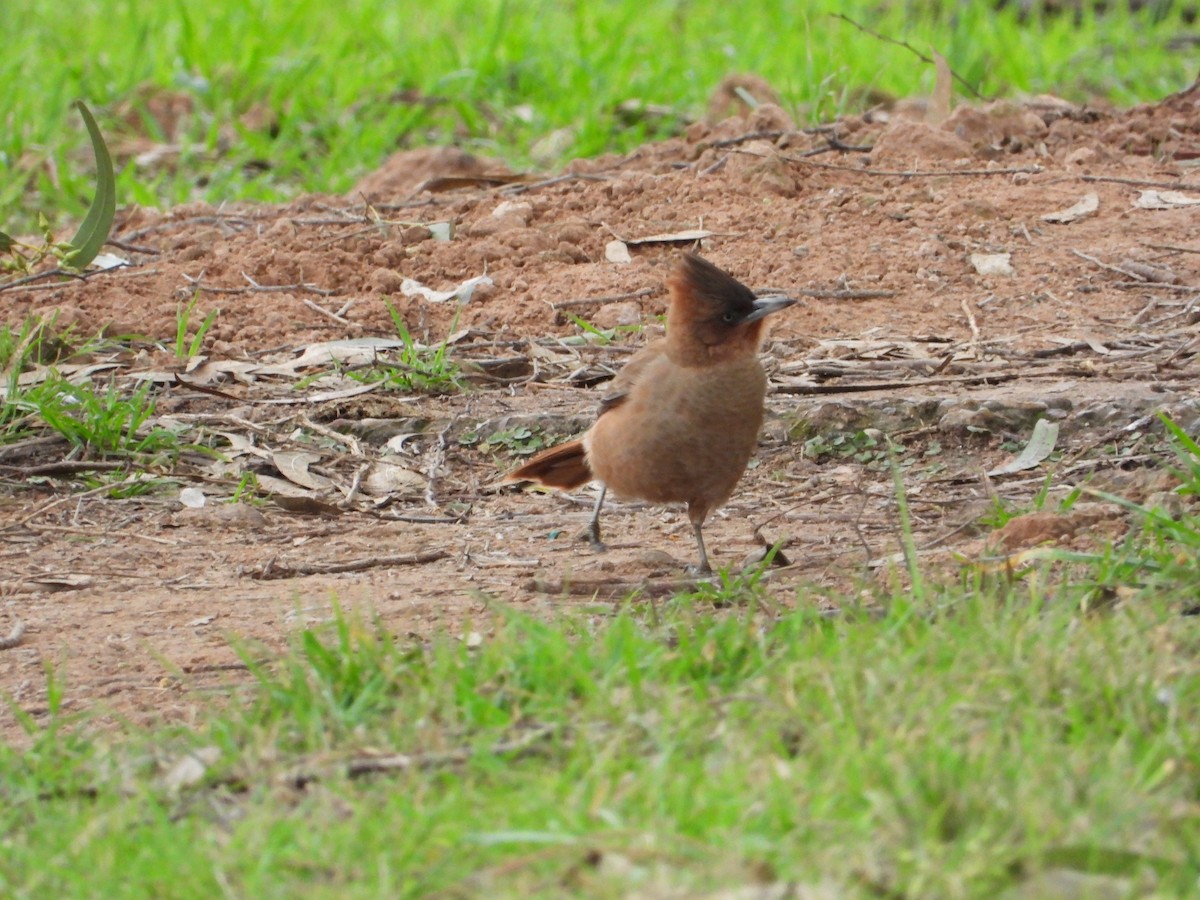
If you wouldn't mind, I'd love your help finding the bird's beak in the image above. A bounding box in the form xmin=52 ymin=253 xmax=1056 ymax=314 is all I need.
xmin=743 ymin=295 xmax=796 ymax=324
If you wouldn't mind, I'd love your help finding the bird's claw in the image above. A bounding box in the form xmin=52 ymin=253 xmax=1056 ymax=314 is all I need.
xmin=579 ymin=525 xmax=607 ymax=552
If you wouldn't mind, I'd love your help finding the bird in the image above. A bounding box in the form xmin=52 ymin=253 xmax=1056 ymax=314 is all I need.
xmin=504 ymin=252 xmax=795 ymax=574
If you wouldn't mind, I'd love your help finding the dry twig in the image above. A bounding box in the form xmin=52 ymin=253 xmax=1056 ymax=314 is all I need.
xmin=1070 ymin=248 xmax=1148 ymax=281
xmin=0 ymin=621 xmax=27 ymax=650
xmin=831 ymin=13 xmax=986 ymax=100
xmin=253 ymin=549 xmax=450 ymax=580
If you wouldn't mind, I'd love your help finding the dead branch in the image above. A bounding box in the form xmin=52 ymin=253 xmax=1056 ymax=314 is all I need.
xmin=297 ymin=415 xmax=364 ymax=456
xmin=772 ymin=372 xmax=1021 ymax=395
xmin=1114 ymin=282 xmax=1199 ymax=293
xmin=120 ymin=214 xmax=258 ymax=243
xmin=284 ymin=725 xmax=559 ymax=787
xmin=526 ymin=574 xmax=703 ymax=597
xmin=252 ymin=548 xmax=450 ymax=580
xmin=552 ymin=287 xmax=656 ymax=310
xmin=830 ymin=13 xmax=986 ymax=100
xmin=0 ymin=460 xmax=127 ymax=476
xmin=179 ymin=272 xmax=335 ymax=296
xmin=298 ymin=297 xmax=351 ymax=325
xmin=1070 ymin=248 xmax=1148 ymax=281
xmin=372 ymin=509 xmax=471 ymax=525
xmin=1079 ymin=174 xmax=1192 ymax=190
xmin=0 ymin=621 xmax=27 ymax=650
xmin=500 ymin=173 xmax=611 ymax=196
xmin=1142 ymin=242 xmax=1200 ymax=255
xmin=795 ymin=288 xmax=896 ymax=300
xmin=710 ymin=130 xmax=786 ymax=148
xmin=3 ymin=478 xmax=153 ymax=531
xmin=0 ymin=267 xmax=96 ymax=294
xmin=739 ymin=148 xmax=1044 ymax=178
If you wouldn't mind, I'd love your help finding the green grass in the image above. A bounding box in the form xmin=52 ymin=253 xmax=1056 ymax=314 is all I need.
xmin=3 ymin=587 xmax=1198 ymax=896
xmin=3 ymin=0 xmax=1195 ymax=235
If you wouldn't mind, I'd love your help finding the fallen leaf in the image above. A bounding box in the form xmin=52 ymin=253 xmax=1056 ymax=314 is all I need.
xmin=603 ymin=222 xmax=717 ymax=245
xmin=530 ymin=127 xmax=575 ymax=165
xmin=1041 ymin=192 xmax=1099 ymax=223
xmin=90 ymin=252 xmax=129 ymax=270
xmin=28 ymin=575 xmax=94 ymax=592
xmin=13 ymin=362 xmax=122 ymax=390
xmin=1134 ymin=190 xmax=1200 ymax=209
xmin=969 ymin=252 xmax=1015 ymax=276
xmin=159 ymin=746 xmax=220 ymax=792
xmin=928 ymin=50 xmax=953 ymax=125
xmin=988 ymin=418 xmax=1059 ymax=476
xmin=419 ymin=173 xmax=534 ymax=192
xmin=1117 ymin=260 xmax=1178 ymax=284
xmin=363 ymin=460 xmax=426 ymax=497
xmin=179 ymin=487 xmax=207 ymax=509
xmin=270 ymin=494 xmax=343 ymax=516
xmin=276 ymin=338 xmax=411 ymax=372
xmin=605 ymin=240 xmax=632 ymax=263
xmin=271 ymin=450 xmax=333 ymax=491
xmin=401 ymin=274 xmax=492 ymax=304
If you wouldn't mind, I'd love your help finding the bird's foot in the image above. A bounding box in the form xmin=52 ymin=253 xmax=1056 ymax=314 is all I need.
xmin=684 ymin=562 xmax=714 ymax=578
xmin=578 ymin=525 xmax=606 ymax=552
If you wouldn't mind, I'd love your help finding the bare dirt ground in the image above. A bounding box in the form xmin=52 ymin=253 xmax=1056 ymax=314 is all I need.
xmin=2 ymin=81 xmax=1199 ymax=743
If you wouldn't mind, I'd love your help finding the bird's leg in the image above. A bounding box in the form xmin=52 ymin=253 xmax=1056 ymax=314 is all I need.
xmin=581 ymin=483 xmax=608 ymax=550
xmin=689 ymin=520 xmax=713 ymax=576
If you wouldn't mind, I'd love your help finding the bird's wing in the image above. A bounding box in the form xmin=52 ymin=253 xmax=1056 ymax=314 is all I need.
xmin=597 ymin=338 xmax=666 ymax=417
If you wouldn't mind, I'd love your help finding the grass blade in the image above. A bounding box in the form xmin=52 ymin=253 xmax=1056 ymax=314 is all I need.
xmin=65 ymin=100 xmax=116 ymax=270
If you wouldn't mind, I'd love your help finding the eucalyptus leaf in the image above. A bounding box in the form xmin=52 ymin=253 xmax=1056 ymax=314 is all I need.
xmin=65 ymin=100 xmax=116 ymax=270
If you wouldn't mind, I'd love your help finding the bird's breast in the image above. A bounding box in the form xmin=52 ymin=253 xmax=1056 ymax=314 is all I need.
xmin=583 ymin=356 xmax=767 ymax=512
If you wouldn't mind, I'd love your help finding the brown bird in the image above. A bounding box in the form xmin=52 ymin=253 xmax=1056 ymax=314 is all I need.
xmin=505 ymin=253 xmax=795 ymax=574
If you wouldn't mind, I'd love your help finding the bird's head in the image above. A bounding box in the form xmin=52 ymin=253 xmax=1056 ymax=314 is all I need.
xmin=666 ymin=253 xmax=795 ymax=363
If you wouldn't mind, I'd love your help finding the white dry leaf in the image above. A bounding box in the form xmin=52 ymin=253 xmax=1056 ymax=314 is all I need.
xmin=179 ymin=487 xmax=207 ymax=509
xmin=278 ymin=337 xmax=411 ymax=372
xmin=1134 ymin=190 xmax=1200 ymax=210
xmin=212 ymin=431 xmax=258 ymax=455
xmin=969 ymin=252 xmax=1015 ymax=276
xmin=427 ymin=221 xmax=455 ymax=241
xmin=1041 ymin=192 xmax=1099 ymax=223
xmin=258 ymin=381 xmax=387 ymax=405
xmin=271 ymin=450 xmax=333 ymax=491
xmin=12 ymin=362 xmax=121 ymax=391
xmin=1049 ymin=334 xmax=1110 ymax=355
xmin=605 ymin=239 xmax=633 ymax=263
xmin=530 ymin=126 xmax=576 ymax=166
xmin=988 ymin=418 xmax=1060 ymax=476
xmin=132 ymin=358 xmax=262 ymax=387
xmin=362 ymin=460 xmax=426 ymax=497
xmin=159 ymin=746 xmax=221 ymax=793
xmin=255 ymin=473 xmax=319 ymax=499
xmin=187 ymin=359 xmax=263 ymax=385
xmin=928 ymin=49 xmax=954 ymax=126
xmin=90 ymin=252 xmax=129 ymax=270
xmin=604 ymin=222 xmax=717 ymax=246
xmin=28 ymin=574 xmax=94 ymax=591
xmin=385 ymin=432 xmax=424 ymax=453
xmin=400 ymin=274 xmax=492 ymax=304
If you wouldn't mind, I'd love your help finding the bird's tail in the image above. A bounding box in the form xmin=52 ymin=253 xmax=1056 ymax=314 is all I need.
xmin=503 ymin=439 xmax=593 ymax=490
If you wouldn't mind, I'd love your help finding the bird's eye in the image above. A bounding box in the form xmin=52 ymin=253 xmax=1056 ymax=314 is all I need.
xmin=721 ymin=311 xmax=737 ymax=324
